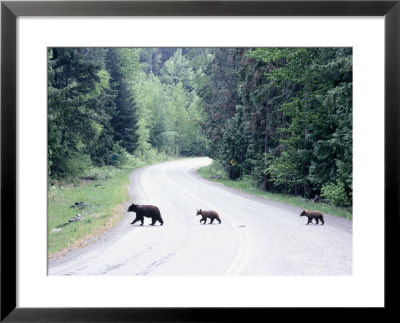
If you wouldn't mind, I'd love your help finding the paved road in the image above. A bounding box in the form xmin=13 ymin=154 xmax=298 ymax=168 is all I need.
xmin=48 ymin=157 xmax=352 ymax=276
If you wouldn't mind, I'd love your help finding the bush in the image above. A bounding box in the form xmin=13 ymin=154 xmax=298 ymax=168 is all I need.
xmin=240 ymin=174 xmax=258 ymax=188
xmin=321 ymin=181 xmax=350 ymax=207
xmin=109 ymin=142 xmax=130 ymax=167
xmin=209 ymin=160 xmax=228 ymax=179
xmin=264 ymin=151 xmax=298 ymax=193
xmin=63 ymin=154 xmax=92 ymax=179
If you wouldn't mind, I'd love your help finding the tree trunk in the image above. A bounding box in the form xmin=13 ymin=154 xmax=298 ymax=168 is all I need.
xmin=54 ymin=128 xmax=66 ymax=175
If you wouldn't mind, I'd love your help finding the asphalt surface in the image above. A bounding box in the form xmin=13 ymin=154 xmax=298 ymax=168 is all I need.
xmin=48 ymin=157 xmax=352 ymax=276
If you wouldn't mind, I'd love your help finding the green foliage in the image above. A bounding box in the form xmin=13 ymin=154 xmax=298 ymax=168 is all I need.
xmin=198 ymin=161 xmax=352 ymax=220
xmin=48 ymin=167 xmax=131 ymax=256
xmin=133 ymin=52 xmax=209 ymax=157
xmin=105 ymin=48 xmax=141 ymax=154
xmin=135 ymin=147 xmax=170 ymax=164
xmin=48 ymin=151 xmax=174 ymax=256
xmin=109 ymin=142 xmax=130 ymax=167
xmin=209 ymin=159 xmax=229 ymax=179
xmin=264 ymin=151 xmax=298 ymax=193
xmin=321 ymin=181 xmax=351 ymax=207
xmin=160 ymin=48 xmax=195 ymax=90
xmin=198 ymin=47 xmax=352 ymax=203
xmin=239 ymin=174 xmax=258 ymax=189
xmin=48 ymin=48 xmax=115 ymax=179
xmin=48 ymin=47 xmax=352 ymax=210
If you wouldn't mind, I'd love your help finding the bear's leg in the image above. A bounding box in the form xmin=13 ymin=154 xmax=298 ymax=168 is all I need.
xmin=210 ymin=218 xmax=215 ymax=224
xmin=140 ymin=217 xmax=144 ymax=226
xmin=306 ymin=217 xmax=312 ymax=225
xmin=131 ymin=217 xmax=139 ymax=225
xmin=158 ymin=218 xmax=163 ymax=225
xmin=217 ymin=217 xmax=221 ymax=224
xmin=315 ymin=217 xmax=319 ymax=224
xmin=320 ymin=216 xmax=324 ymax=225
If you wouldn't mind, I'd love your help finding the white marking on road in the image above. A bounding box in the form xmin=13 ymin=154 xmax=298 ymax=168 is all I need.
xmin=162 ymin=168 xmax=251 ymax=276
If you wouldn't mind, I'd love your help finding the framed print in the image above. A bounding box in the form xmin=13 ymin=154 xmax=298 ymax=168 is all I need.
xmin=1 ymin=0 xmax=399 ymax=321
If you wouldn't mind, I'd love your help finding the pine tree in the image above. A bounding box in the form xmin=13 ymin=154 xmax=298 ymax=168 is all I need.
xmin=48 ymin=48 xmax=114 ymax=178
xmin=105 ymin=48 xmax=141 ymax=154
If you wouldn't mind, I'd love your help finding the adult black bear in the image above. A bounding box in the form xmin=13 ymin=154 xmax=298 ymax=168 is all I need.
xmin=300 ymin=210 xmax=324 ymax=225
xmin=128 ymin=203 xmax=164 ymax=226
xmin=196 ymin=209 xmax=221 ymax=224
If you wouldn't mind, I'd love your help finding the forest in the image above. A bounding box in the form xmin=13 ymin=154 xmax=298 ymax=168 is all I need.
xmin=48 ymin=47 xmax=352 ymax=207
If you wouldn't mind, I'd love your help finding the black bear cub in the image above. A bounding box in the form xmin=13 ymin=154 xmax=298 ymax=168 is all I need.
xmin=196 ymin=209 xmax=221 ymax=224
xmin=300 ymin=210 xmax=324 ymax=225
xmin=128 ymin=203 xmax=163 ymax=226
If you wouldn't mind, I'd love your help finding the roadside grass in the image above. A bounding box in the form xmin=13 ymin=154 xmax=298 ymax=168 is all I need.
xmin=48 ymin=168 xmax=131 ymax=258
xmin=197 ymin=164 xmax=352 ymax=220
xmin=48 ymin=154 xmax=174 ymax=258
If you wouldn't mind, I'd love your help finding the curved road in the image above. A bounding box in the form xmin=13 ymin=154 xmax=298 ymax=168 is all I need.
xmin=48 ymin=157 xmax=352 ymax=276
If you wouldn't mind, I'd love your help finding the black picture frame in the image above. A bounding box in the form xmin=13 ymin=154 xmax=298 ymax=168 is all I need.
xmin=1 ymin=0 xmax=399 ymax=321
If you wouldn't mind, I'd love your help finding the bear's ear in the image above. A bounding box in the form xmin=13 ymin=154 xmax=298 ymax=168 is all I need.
xmin=199 ymin=209 xmax=202 ymax=212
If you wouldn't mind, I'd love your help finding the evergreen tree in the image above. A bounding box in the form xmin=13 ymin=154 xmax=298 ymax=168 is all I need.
xmin=48 ymin=48 xmax=114 ymax=178
xmin=105 ymin=48 xmax=141 ymax=154
xmin=48 ymin=46 xmax=352 ymax=207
